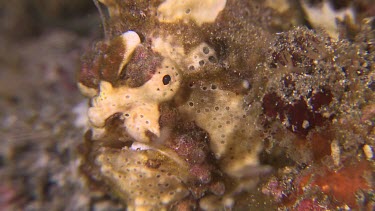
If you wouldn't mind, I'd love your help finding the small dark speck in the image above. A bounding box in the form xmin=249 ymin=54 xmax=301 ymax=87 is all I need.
xmin=209 ymin=56 xmax=217 ymax=63
xmin=369 ymin=81 xmax=375 ymax=91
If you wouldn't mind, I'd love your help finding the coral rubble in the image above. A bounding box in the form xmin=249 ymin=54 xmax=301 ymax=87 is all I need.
xmin=78 ymin=0 xmax=374 ymax=210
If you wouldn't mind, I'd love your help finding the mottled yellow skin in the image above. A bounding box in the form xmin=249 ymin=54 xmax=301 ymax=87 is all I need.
xmin=179 ymin=88 xmax=262 ymax=178
xmin=96 ymin=147 xmax=190 ymax=210
xmin=157 ymin=0 xmax=227 ymax=26
xmin=88 ymin=58 xmax=181 ymax=142
xmin=300 ymin=0 xmax=355 ymax=40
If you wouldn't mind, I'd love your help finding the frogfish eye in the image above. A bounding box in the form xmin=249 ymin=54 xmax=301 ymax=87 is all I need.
xmin=162 ymin=75 xmax=171 ymax=85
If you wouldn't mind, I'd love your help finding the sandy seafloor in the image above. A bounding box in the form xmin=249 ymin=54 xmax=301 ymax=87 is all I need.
xmin=0 ymin=1 xmax=126 ymax=210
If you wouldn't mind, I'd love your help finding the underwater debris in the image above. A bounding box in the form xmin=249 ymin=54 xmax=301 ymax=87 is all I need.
xmin=78 ymin=0 xmax=374 ymax=210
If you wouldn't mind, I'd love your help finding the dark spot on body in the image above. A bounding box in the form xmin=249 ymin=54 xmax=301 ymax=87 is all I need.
xmin=203 ymin=47 xmax=210 ymax=54
xmin=163 ymin=75 xmax=171 ymax=85
xmin=199 ymin=60 xmax=205 ymax=66
xmin=208 ymin=56 xmax=217 ymax=63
